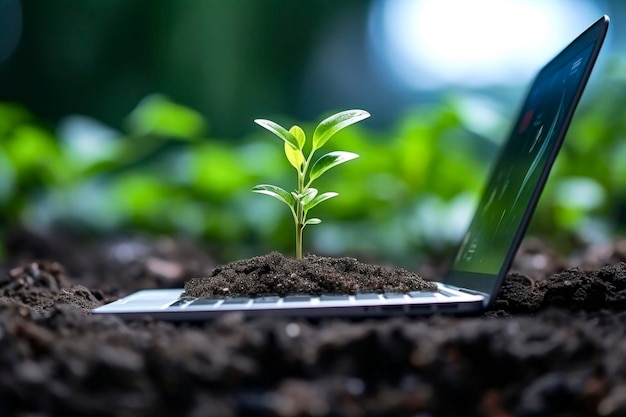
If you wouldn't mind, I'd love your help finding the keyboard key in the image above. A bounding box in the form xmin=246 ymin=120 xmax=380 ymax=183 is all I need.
xmin=253 ymin=296 xmax=280 ymax=304
xmin=168 ymin=299 xmax=190 ymax=307
xmin=189 ymin=298 xmax=220 ymax=306
xmin=458 ymin=288 xmax=481 ymax=296
xmin=355 ymin=293 xmax=381 ymax=300
xmin=283 ymin=296 xmax=311 ymax=303
xmin=320 ymin=295 xmax=350 ymax=302
xmin=383 ymin=293 xmax=406 ymax=299
xmin=221 ymin=298 xmax=250 ymax=305
xmin=408 ymin=291 xmax=437 ymax=298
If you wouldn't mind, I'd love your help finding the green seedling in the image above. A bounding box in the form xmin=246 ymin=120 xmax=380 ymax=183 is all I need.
xmin=253 ymin=109 xmax=370 ymax=259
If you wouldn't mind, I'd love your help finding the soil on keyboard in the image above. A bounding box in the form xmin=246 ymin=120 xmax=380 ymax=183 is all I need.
xmin=183 ymin=251 xmax=437 ymax=298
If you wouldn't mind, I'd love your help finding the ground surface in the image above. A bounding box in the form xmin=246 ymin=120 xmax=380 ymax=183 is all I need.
xmin=2 ymin=230 xmax=626 ymax=416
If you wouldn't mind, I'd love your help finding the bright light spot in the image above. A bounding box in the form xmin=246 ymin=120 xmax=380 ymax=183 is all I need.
xmin=57 ymin=115 xmax=120 ymax=164
xmin=453 ymin=95 xmax=506 ymax=140
xmin=555 ymin=177 xmax=605 ymax=210
xmin=409 ymin=192 xmax=477 ymax=246
xmin=370 ymin=0 xmax=602 ymax=89
xmin=285 ymin=323 xmax=301 ymax=338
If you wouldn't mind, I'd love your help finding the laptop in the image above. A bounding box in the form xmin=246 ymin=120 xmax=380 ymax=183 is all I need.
xmin=93 ymin=15 xmax=609 ymax=320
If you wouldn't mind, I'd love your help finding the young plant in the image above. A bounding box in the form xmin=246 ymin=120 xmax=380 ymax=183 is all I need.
xmin=253 ymin=109 xmax=370 ymax=259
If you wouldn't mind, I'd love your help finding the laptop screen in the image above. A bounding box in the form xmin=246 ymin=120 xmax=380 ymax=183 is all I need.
xmin=445 ymin=16 xmax=608 ymax=299
xmin=452 ymin=43 xmax=595 ymax=276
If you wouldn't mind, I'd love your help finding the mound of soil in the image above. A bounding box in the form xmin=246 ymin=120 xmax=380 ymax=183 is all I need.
xmin=183 ymin=252 xmax=437 ymax=298
xmin=3 ymin=234 xmax=626 ymax=416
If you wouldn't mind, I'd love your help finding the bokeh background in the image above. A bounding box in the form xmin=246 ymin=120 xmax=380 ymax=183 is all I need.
xmin=0 ymin=0 xmax=625 ymax=267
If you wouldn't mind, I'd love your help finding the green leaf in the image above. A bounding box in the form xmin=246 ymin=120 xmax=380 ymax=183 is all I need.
xmin=301 ymin=188 xmax=318 ymax=205
xmin=309 ymin=151 xmax=359 ymax=181
xmin=284 ymin=142 xmax=304 ymax=169
xmin=254 ymin=119 xmax=299 ymax=149
xmin=193 ymin=143 xmax=247 ymax=198
xmin=305 ymin=218 xmax=321 ymax=225
xmin=289 ymin=125 xmax=306 ymax=149
xmin=304 ymin=192 xmax=338 ymax=211
xmin=291 ymin=188 xmax=317 ymax=204
xmin=312 ymin=109 xmax=370 ymax=150
xmin=252 ymin=184 xmax=295 ymax=208
xmin=112 ymin=174 xmax=171 ymax=221
xmin=127 ymin=94 xmax=207 ymax=139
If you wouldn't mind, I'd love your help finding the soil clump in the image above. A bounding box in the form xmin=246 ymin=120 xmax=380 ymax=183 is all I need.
xmin=183 ymin=251 xmax=437 ymax=298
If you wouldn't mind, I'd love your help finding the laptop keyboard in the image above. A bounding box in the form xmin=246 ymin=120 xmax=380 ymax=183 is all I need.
xmin=168 ymin=290 xmax=444 ymax=309
xmin=382 ymin=293 xmax=405 ymax=299
xmin=253 ymin=296 xmax=280 ymax=304
xmin=354 ymin=293 xmax=380 ymax=300
xmin=189 ymin=298 xmax=219 ymax=306
xmin=283 ymin=296 xmax=312 ymax=302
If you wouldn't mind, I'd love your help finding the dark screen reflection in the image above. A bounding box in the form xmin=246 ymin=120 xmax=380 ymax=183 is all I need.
xmin=453 ymin=44 xmax=594 ymax=275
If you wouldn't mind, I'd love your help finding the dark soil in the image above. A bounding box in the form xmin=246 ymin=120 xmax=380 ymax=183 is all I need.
xmin=3 ymin=232 xmax=626 ymax=416
xmin=183 ymin=252 xmax=437 ymax=298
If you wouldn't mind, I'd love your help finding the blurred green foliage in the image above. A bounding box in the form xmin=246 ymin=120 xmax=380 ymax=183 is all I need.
xmin=1 ymin=69 xmax=625 ymax=264
xmin=4 ymin=0 xmax=365 ymax=137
